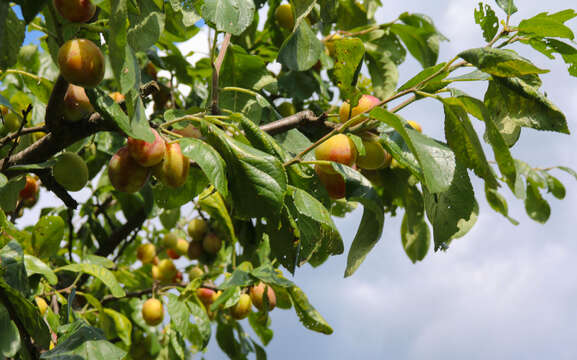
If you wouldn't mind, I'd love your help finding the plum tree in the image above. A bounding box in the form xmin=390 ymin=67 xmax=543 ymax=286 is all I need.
xmin=202 ymin=232 xmax=222 ymax=255
xmin=53 ymin=0 xmax=96 ymax=23
xmin=137 ymin=243 xmax=156 ymax=264
xmin=314 ymin=134 xmax=357 ymax=172
xmin=58 ymin=39 xmax=105 ymax=87
xmin=127 ymin=129 xmax=166 ymax=167
xmin=187 ymin=218 xmax=208 ymax=241
xmin=141 ymin=298 xmax=163 ymax=326
xmin=275 ymin=4 xmax=295 ymax=31
xmin=108 ymin=147 xmax=151 ymax=193
xmin=52 ymin=152 xmax=89 ymax=191
xmin=152 ymin=142 xmax=189 ymax=188
xmin=62 ymin=84 xmax=94 ymax=122
xmin=2 ymin=1 xmax=577 ymax=359
xmin=250 ymin=282 xmax=277 ymax=311
xmin=230 ymin=293 xmax=252 ymax=320
xmin=339 ymin=94 xmax=381 ymax=124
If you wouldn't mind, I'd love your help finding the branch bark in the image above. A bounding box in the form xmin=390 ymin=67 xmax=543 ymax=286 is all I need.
xmin=258 ymin=110 xmax=334 ymax=135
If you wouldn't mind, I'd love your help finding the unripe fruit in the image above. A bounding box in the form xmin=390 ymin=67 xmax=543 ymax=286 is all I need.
xmin=315 ymin=165 xmax=346 ymax=199
xmin=197 ymin=287 xmax=216 ymax=306
xmin=142 ymin=298 xmax=163 ymax=326
xmin=187 ymin=241 xmax=204 ymax=260
xmin=166 ymin=248 xmax=180 ymax=259
xmin=174 ymin=124 xmax=201 ymax=138
xmin=314 ymin=134 xmax=357 ymax=173
xmin=127 ymin=129 xmax=166 ymax=167
xmin=19 ymin=176 xmax=39 ymax=200
xmin=156 ymin=259 xmax=177 ymax=283
xmin=2 ymin=108 xmax=21 ymax=133
xmin=356 ymin=137 xmax=388 ymax=170
xmin=175 ymin=238 xmax=189 ymax=256
xmin=53 ymin=0 xmax=96 ymax=23
xmin=137 ymin=243 xmax=156 ymax=264
xmin=152 ymin=143 xmax=189 ymax=188
xmin=202 ymin=233 xmax=222 ymax=255
xmin=151 ymin=265 xmax=160 ymax=280
xmin=162 ymin=232 xmax=178 ymax=249
xmin=187 ymin=218 xmax=208 ymax=242
xmin=35 ymin=297 xmax=48 ymax=316
xmin=108 ymin=147 xmax=151 ymax=193
xmin=250 ymin=282 xmax=276 ymax=312
xmin=277 ymin=102 xmax=296 ymax=117
xmin=63 ymin=84 xmax=94 ymax=122
xmin=58 ymin=39 xmax=105 ymax=88
xmin=53 ymin=152 xmax=89 ymax=192
xmin=188 ymin=266 xmax=204 ymax=280
xmin=230 ymin=293 xmax=252 ymax=320
xmin=275 ymin=4 xmax=295 ymax=31
xmin=408 ymin=120 xmax=422 ymax=133
xmin=109 ymin=92 xmax=125 ymax=103
xmin=339 ymin=94 xmax=380 ymax=124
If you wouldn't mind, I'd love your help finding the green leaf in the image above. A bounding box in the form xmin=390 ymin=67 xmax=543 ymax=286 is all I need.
xmin=557 ymin=166 xmax=577 ymax=181
xmin=459 ymin=48 xmax=548 ymax=77
xmin=219 ymin=268 xmax=253 ymax=289
xmin=56 ymin=264 xmax=126 ymax=297
xmin=32 ymin=215 xmax=65 ymax=259
xmin=526 ymin=38 xmax=577 ymax=77
xmin=202 ymin=0 xmax=255 ymax=35
xmin=423 ymin=163 xmax=478 ymax=250
xmin=0 ymin=176 xmax=26 ymax=213
xmin=278 ymin=21 xmax=322 ymax=71
xmin=366 ymin=53 xmax=398 ymax=100
xmin=288 ymin=286 xmax=333 ymax=334
xmin=0 ymin=241 xmax=29 ymax=295
xmin=390 ymin=23 xmax=440 ymax=68
xmin=288 ymin=187 xmax=344 ymax=265
xmin=179 ymin=138 xmax=229 ymax=198
xmin=525 ymin=179 xmax=551 ymax=223
xmin=484 ymin=77 xmax=569 ymax=147
xmin=86 ymin=88 xmax=154 ymax=142
xmin=544 ymin=173 xmax=566 ymax=199
xmin=401 ymin=186 xmax=430 ymax=263
xmin=251 ymin=264 xmax=294 ymax=288
xmin=205 ymin=124 xmax=288 ymax=219
xmin=371 ymin=108 xmax=456 ymax=194
xmin=152 ymin=167 xmax=208 ymax=209
xmin=24 ymin=255 xmax=58 ymax=285
xmin=443 ymin=103 xmax=498 ymax=188
xmin=108 ymin=0 xmax=138 ymax=94
xmin=485 ymin=184 xmax=519 ymax=225
xmin=198 ymin=188 xmax=236 ymax=243
xmin=127 ymin=10 xmax=166 ymax=52
xmin=159 ymin=208 xmax=180 ymax=230
xmin=474 ymin=3 xmax=499 ymax=42
xmin=0 ymin=277 xmax=50 ymax=349
xmin=40 ymin=324 xmax=126 ymax=360
xmin=495 ymin=0 xmax=517 ymax=16
xmin=248 ymin=312 xmax=273 ymax=346
xmin=0 ymin=302 xmax=20 ymax=358
xmin=327 ymin=164 xmax=384 ymax=277
xmin=332 ymin=37 xmax=365 ymax=101
xmin=102 ymin=309 xmax=132 ymax=346
xmin=0 ymin=4 xmax=25 ymax=70
xmin=12 ymin=0 xmax=50 ymax=23
xmin=518 ymin=11 xmax=576 ymax=39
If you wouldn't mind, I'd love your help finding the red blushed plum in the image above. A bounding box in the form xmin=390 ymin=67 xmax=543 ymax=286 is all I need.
xmin=19 ymin=176 xmax=39 ymax=200
xmin=315 ymin=165 xmax=346 ymax=199
xmin=174 ymin=124 xmax=201 ymax=138
xmin=58 ymin=39 xmax=105 ymax=88
xmin=137 ymin=243 xmax=156 ymax=264
xmin=166 ymin=248 xmax=180 ymax=259
xmin=127 ymin=129 xmax=166 ymax=167
xmin=53 ymin=0 xmax=96 ymax=23
xmin=339 ymin=94 xmax=380 ymax=125
xmin=63 ymin=84 xmax=94 ymax=122
xmin=197 ymin=288 xmax=216 ymax=306
xmin=108 ymin=147 xmax=151 ymax=193
xmin=314 ymin=134 xmax=357 ymax=173
xmin=152 ymin=143 xmax=189 ymax=188
xmin=250 ymin=282 xmax=277 ymax=312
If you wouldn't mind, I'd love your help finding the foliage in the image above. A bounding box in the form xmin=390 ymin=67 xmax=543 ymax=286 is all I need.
xmin=0 ymin=0 xmax=576 ymax=358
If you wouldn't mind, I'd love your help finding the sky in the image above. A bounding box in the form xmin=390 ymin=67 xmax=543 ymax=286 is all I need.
xmin=10 ymin=1 xmax=577 ymax=359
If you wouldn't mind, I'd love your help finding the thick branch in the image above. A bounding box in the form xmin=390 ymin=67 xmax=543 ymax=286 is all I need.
xmin=33 ymin=168 xmax=79 ymax=209
xmin=95 ymin=208 xmax=148 ymax=257
xmin=259 ymin=111 xmax=334 ymax=135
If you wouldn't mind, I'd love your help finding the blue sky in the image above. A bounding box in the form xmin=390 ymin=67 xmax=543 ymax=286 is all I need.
xmin=12 ymin=1 xmax=577 ymax=359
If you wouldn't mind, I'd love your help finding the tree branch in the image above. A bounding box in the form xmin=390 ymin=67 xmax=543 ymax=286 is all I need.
xmin=259 ymin=111 xmax=334 ymax=135
xmin=210 ymin=33 xmax=231 ymax=115
xmin=32 ymin=168 xmax=79 ymax=209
